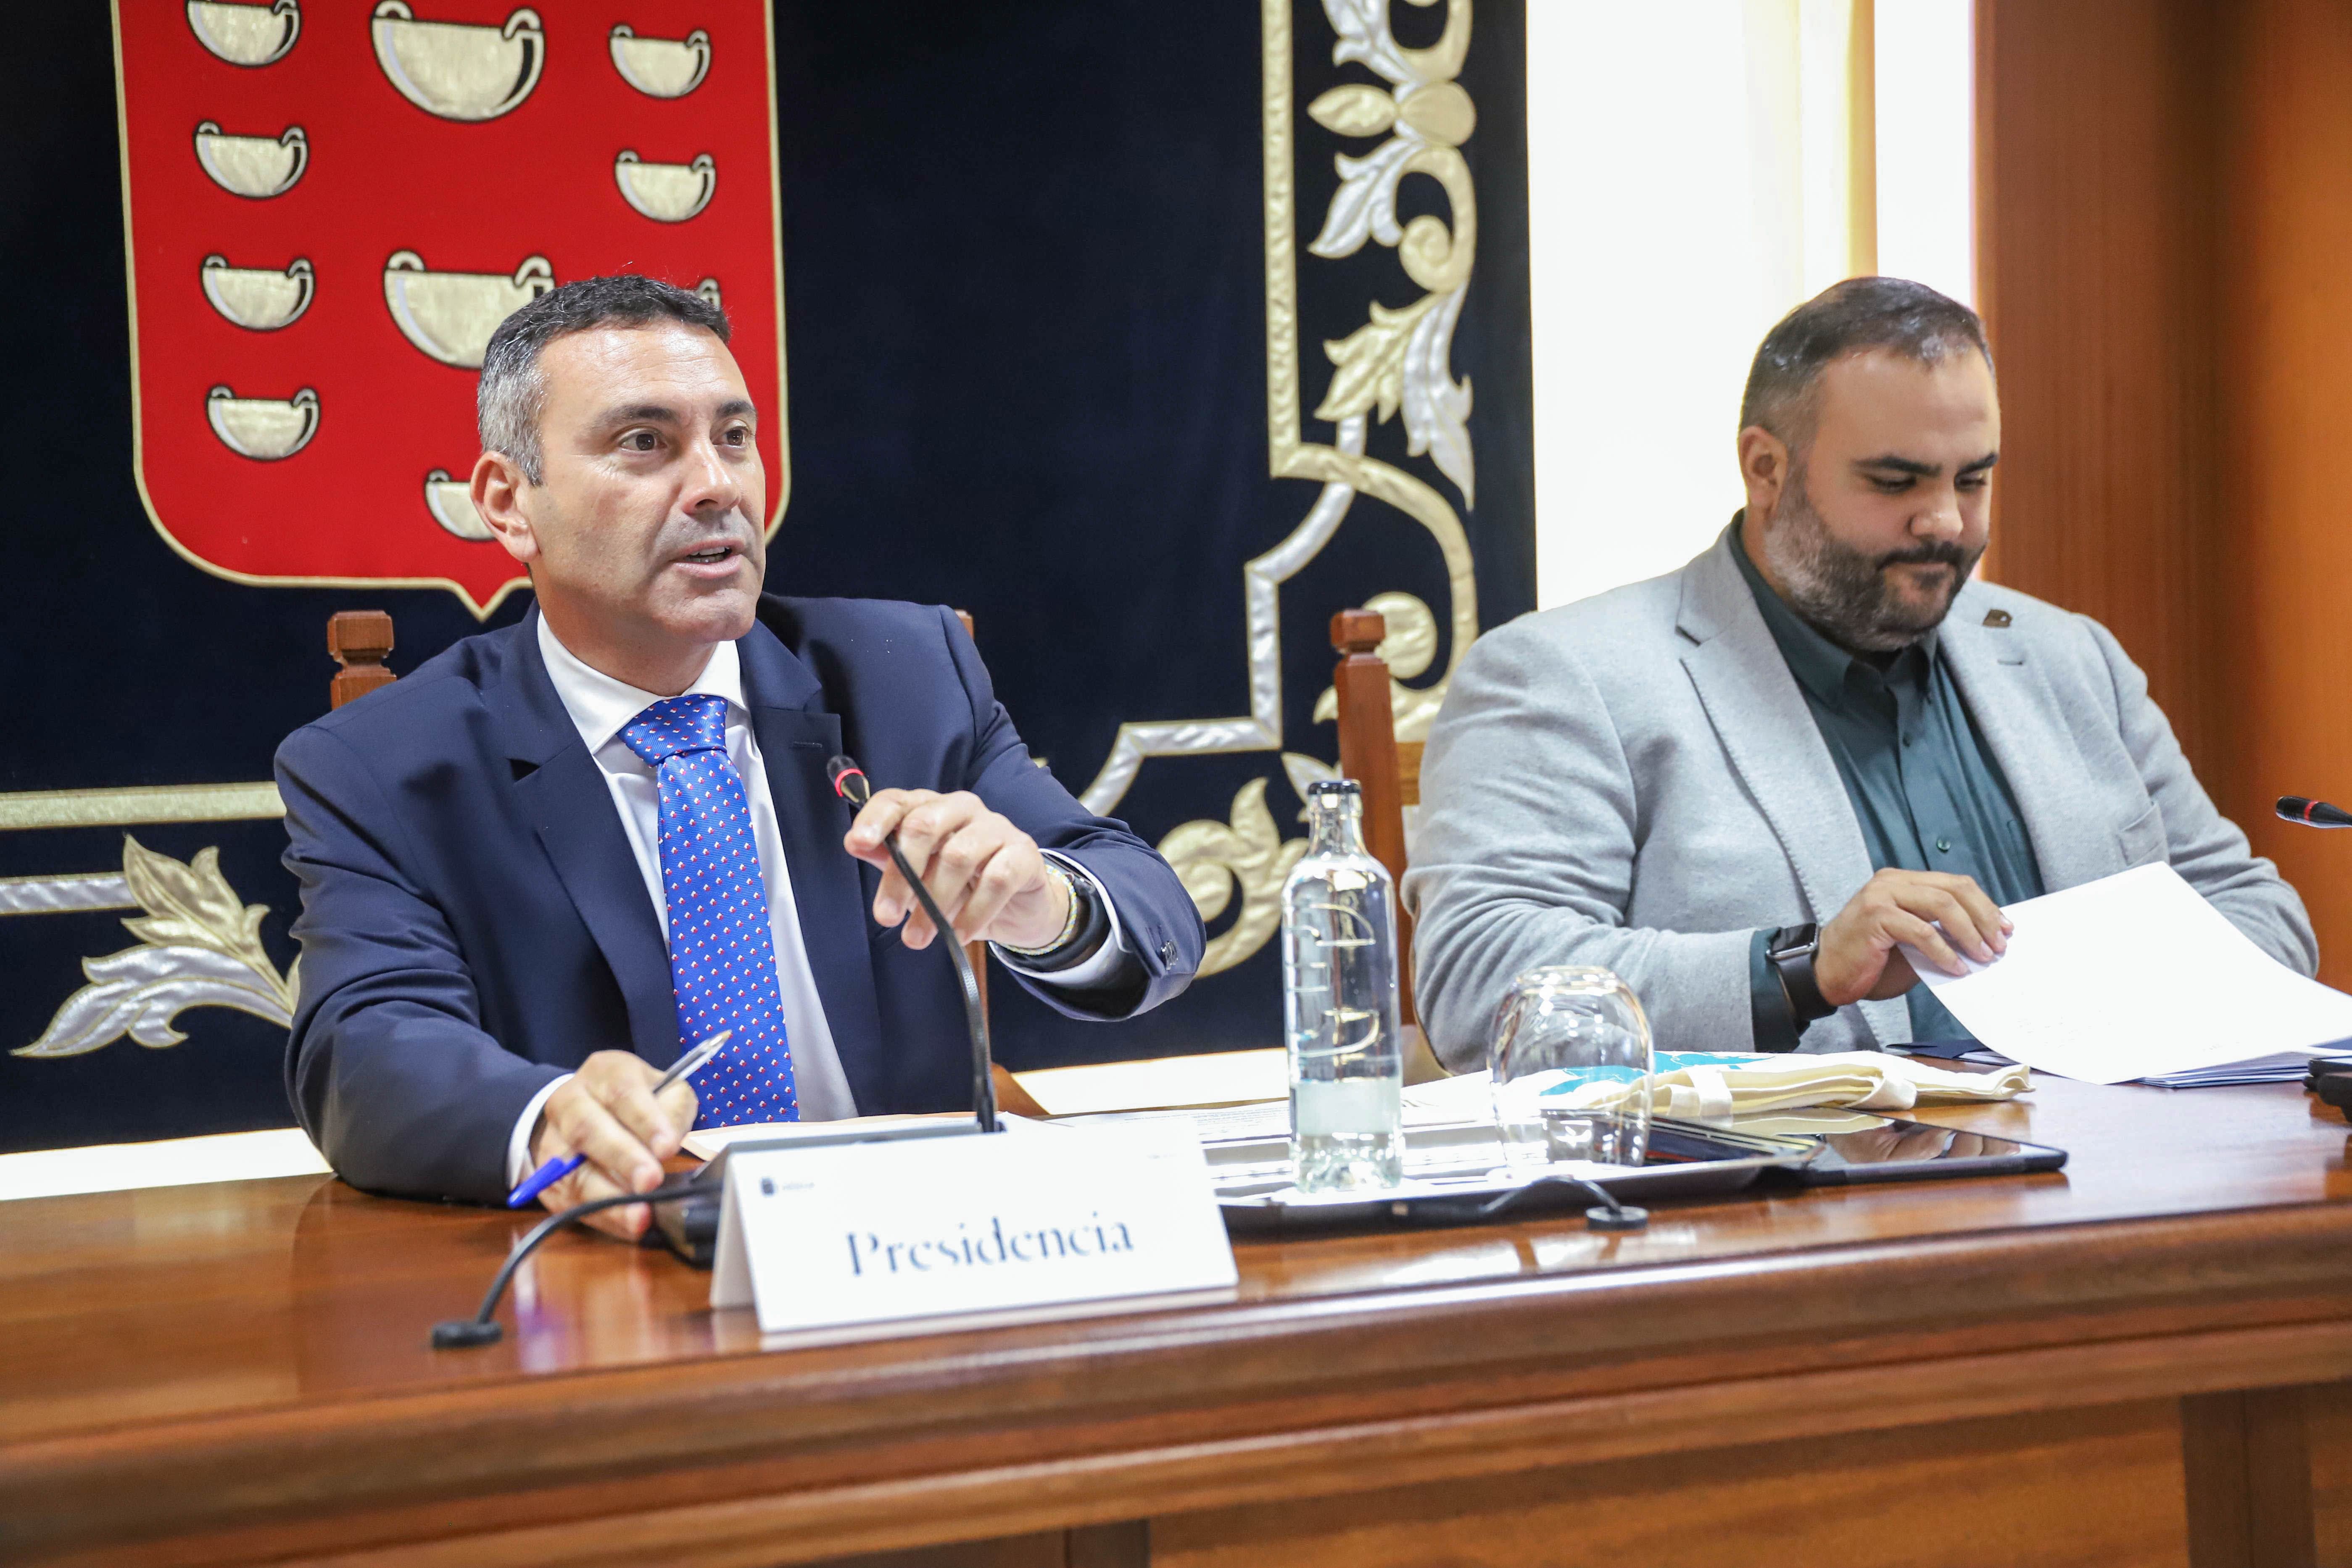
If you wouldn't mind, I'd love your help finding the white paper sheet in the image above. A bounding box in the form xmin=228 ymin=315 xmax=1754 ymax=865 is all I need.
xmin=1914 ymin=863 xmax=2352 ymax=1083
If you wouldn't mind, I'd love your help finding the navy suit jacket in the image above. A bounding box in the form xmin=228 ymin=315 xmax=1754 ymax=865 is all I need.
xmin=276 ymin=596 xmax=1205 ymax=1204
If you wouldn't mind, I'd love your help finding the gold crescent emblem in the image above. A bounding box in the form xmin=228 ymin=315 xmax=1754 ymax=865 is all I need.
xmin=613 ymin=151 xmax=715 ymax=223
xmin=206 ymin=386 xmax=319 ymax=461
xmin=696 ymin=277 xmax=722 ymax=310
xmin=199 ymin=256 xmax=313 ymax=331
xmin=424 ymin=470 xmax=492 ymax=540
xmin=370 ymin=3 xmax=545 ymax=123
xmin=192 ymin=121 xmax=307 ymax=199
xmin=185 ymin=0 xmax=300 ymax=67
xmin=608 ymin=25 xmax=709 ymax=98
xmin=382 ymin=251 xmax=555 ymax=367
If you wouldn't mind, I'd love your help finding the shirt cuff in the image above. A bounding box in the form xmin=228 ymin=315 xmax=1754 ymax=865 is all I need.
xmin=994 ymin=851 xmax=1131 ymax=990
xmin=507 ymin=1073 xmax=573 ymax=1189
xmin=1748 ymin=929 xmax=1804 ymax=1054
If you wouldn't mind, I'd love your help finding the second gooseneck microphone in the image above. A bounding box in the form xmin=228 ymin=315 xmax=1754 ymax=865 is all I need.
xmin=2278 ymin=796 xmax=2352 ymax=829
xmin=827 ymin=755 xmax=1001 ymax=1133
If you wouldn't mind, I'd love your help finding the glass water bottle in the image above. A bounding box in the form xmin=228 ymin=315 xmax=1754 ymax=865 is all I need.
xmin=1282 ymin=778 xmax=1404 ymax=1192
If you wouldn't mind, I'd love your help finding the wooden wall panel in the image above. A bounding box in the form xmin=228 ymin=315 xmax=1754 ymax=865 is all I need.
xmin=2215 ymin=0 xmax=2352 ymax=991
xmin=1975 ymin=0 xmax=2224 ymax=772
xmin=1979 ymin=0 xmax=2352 ymax=984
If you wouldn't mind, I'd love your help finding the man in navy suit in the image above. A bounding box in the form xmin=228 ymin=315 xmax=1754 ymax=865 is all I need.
xmin=277 ymin=275 xmax=1204 ymax=1236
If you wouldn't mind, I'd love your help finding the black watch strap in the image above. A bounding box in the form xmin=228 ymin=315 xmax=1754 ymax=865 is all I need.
xmin=1765 ymin=923 xmax=1836 ymax=1028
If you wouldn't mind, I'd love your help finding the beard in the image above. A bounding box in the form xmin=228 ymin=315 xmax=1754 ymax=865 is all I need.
xmin=1759 ymin=462 xmax=1981 ymax=652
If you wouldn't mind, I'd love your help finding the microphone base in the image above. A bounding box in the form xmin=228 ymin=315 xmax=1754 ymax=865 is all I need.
xmin=649 ymin=1184 xmax=724 ymax=1270
xmin=430 ymin=1318 xmax=504 ymax=1349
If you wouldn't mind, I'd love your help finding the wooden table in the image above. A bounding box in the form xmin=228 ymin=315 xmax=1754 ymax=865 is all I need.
xmin=7 ymin=1073 xmax=2352 ymax=1568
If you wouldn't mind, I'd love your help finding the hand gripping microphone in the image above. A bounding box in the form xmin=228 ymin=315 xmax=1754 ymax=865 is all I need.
xmin=2278 ymin=796 xmax=2352 ymax=829
xmin=828 ymin=755 xmax=1001 ymax=1135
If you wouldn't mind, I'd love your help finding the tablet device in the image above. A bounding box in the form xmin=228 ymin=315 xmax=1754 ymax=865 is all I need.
xmin=1649 ymin=1109 xmax=2066 ymax=1186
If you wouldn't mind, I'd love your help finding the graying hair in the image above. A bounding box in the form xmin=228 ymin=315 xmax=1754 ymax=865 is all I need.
xmin=477 ymin=274 xmax=732 ymax=485
xmin=1739 ymin=277 xmax=1992 ymax=450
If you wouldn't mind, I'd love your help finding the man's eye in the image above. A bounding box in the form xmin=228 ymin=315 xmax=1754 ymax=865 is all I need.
xmin=1870 ymin=476 xmax=1912 ymax=493
xmin=723 ymin=427 xmax=749 ymax=447
xmin=621 ymin=431 xmax=658 ymax=452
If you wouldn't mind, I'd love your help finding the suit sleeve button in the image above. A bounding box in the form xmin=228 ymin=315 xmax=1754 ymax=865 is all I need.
xmin=1158 ymin=939 xmax=1177 ymax=963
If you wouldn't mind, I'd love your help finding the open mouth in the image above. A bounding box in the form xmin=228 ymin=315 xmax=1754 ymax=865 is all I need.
xmin=679 ymin=544 xmax=737 ymax=567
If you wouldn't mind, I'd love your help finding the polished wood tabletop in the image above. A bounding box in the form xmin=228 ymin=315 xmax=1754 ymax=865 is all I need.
xmin=8 ymin=1073 xmax=2352 ymax=1568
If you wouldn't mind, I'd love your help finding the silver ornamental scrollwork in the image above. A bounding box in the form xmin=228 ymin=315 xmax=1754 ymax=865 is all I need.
xmin=14 ymin=838 xmax=298 ymax=1058
xmin=1119 ymin=0 xmax=1481 ymax=976
xmin=1158 ymin=780 xmax=1313 ymax=977
xmin=1309 ymin=0 xmax=1476 ymax=504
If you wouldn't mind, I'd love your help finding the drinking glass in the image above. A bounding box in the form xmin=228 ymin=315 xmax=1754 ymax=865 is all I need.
xmin=1487 ymin=966 xmax=1654 ymax=1170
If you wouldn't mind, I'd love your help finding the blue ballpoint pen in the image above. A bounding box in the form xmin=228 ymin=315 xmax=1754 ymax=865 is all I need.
xmin=504 ymin=1030 xmax=732 ymax=1209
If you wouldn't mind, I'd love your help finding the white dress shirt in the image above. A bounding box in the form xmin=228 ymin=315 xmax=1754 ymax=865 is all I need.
xmin=509 ymin=618 xmax=1126 ymax=1183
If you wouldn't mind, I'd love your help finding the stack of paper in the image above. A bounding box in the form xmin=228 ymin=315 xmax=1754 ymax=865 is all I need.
xmin=2136 ymin=1052 xmax=2328 ymax=1089
xmin=1402 ymin=1052 xmax=2029 ymax=1120
xmin=1915 ymin=863 xmax=2352 ymax=1087
xmin=1093 ymin=1051 xmax=2036 ymax=1144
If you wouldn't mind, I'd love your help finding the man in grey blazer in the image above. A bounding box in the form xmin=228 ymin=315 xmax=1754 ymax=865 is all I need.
xmin=1409 ymin=278 xmax=2313 ymax=1066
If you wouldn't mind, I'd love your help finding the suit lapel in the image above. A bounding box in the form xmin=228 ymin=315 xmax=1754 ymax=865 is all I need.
xmin=489 ymin=611 xmax=681 ymax=1065
xmin=1676 ymin=537 xmax=1905 ymax=1046
xmin=737 ymin=622 xmax=890 ymax=1110
xmin=1939 ymin=598 xmax=2115 ymax=890
xmin=1677 ymin=540 xmax=1876 ymax=918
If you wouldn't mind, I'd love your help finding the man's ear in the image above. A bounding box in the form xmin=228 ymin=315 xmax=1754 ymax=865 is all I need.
xmin=1736 ymin=424 xmax=1790 ymax=523
xmin=471 ymin=450 xmax=538 ymax=566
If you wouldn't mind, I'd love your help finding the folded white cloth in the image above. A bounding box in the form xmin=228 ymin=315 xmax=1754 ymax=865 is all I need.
xmin=1400 ymin=1051 xmax=2031 ymax=1123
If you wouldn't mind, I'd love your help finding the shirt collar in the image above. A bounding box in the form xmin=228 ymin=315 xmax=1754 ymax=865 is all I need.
xmin=1725 ymin=516 xmax=1938 ymax=704
xmin=535 ymin=612 xmax=747 ymax=756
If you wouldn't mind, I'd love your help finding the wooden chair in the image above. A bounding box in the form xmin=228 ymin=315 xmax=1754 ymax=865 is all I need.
xmin=326 ymin=611 xmax=396 ymax=709
xmin=324 ymin=608 xmax=1050 ymax=1120
xmin=1329 ymin=608 xmax=1449 ymax=1082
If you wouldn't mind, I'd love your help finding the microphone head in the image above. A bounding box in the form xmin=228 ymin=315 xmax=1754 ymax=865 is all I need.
xmin=826 ymin=754 xmax=871 ymax=806
xmin=2278 ymin=795 xmax=2352 ymax=827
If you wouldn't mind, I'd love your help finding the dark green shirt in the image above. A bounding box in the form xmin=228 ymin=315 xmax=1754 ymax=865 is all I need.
xmin=1729 ymin=523 xmax=2044 ymax=1048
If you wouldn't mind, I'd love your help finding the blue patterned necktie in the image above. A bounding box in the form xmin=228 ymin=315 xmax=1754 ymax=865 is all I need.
xmin=618 ymin=694 xmax=798 ymax=1126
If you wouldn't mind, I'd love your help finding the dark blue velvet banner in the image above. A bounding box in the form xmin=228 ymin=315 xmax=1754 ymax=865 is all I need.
xmin=0 ymin=0 xmax=1531 ymax=1153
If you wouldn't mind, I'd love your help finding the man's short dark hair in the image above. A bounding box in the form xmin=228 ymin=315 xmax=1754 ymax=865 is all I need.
xmin=477 ymin=274 xmax=732 ymax=484
xmin=1739 ymin=277 xmax=1992 ymax=448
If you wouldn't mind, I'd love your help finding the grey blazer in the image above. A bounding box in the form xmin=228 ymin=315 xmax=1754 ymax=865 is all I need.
xmin=1406 ymin=532 xmax=2316 ymax=1070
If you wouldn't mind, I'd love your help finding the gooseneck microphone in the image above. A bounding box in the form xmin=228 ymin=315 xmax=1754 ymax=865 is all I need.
xmin=2278 ymin=796 xmax=2352 ymax=829
xmin=828 ymin=754 xmax=1001 ymax=1135
xmin=430 ymin=1178 xmax=717 ymax=1349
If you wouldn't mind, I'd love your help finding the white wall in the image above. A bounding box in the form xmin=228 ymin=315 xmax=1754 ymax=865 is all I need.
xmin=1526 ymin=0 xmax=1975 ymax=611
xmin=1872 ymin=1 xmax=1977 ymax=306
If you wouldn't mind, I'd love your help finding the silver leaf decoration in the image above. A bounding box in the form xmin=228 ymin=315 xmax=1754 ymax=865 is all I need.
xmin=1310 ymin=135 xmax=1419 ymax=259
xmin=14 ymin=836 xmax=298 ymax=1058
xmin=18 ymin=945 xmax=293 ymax=1057
xmin=1324 ymin=0 xmax=1421 ymax=87
xmin=1401 ymin=284 xmax=1474 ymax=505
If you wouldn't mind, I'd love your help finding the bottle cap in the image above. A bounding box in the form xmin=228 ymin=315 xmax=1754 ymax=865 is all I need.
xmin=1306 ymin=778 xmax=1362 ymax=798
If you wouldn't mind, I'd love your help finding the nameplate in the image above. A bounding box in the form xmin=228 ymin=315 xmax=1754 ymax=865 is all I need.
xmin=709 ymin=1117 xmax=1238 ymax=1343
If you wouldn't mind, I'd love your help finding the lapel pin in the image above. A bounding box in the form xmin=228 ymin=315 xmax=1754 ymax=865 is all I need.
xmin=1983 ymin=608 xmax=2012 ymax=628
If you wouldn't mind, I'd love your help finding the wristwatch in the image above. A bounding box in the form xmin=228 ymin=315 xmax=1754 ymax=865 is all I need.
xmin=1765 ymin=923 xmax=1838 ymax=1029
xmin=994 ymin=858 xmax=1109 ymax=972
xmin=997 ymin=860 xmax=1084 ymax=957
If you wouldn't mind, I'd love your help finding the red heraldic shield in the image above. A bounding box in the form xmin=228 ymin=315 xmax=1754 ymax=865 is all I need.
xmin=114 ymin=0 xmax=787 ymax=614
